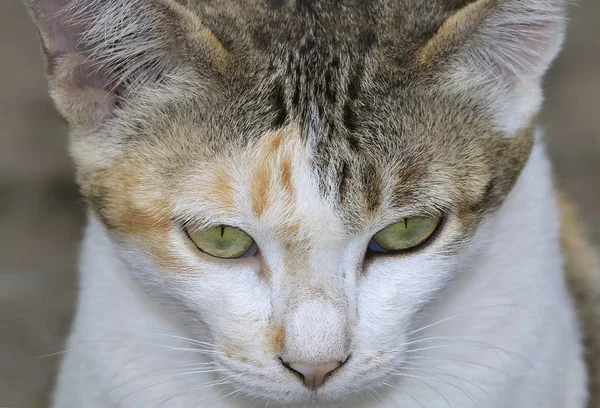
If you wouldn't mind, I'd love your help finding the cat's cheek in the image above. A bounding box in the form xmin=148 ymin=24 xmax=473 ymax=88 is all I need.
xmin=354 ymin=254 xmax=462 ymax=349
xmin=166 ymin=247 xmax=274 ymax=344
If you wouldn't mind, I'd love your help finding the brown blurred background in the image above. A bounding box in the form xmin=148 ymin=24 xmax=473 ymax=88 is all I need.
xmin=1 ymin=0 xmax=599 ymax=406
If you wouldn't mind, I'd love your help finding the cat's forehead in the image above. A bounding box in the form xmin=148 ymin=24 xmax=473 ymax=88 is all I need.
xmin=105 ymin=55 xmax=514 ymax=227
xmin=122 ymin=92 xmax=502 ymax=229
xmin=183 ymin=0 xmax=470 ymax=53
xmin=76 ymin=0 xmax=536 ymax=239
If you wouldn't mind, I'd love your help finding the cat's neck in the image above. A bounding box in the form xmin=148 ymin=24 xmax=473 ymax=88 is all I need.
xmin=52 ymin=132 xmax=587 ymax=408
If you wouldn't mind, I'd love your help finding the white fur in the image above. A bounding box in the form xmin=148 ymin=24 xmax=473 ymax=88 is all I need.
xmin=52 ymin=131 xmax=587 ymax=408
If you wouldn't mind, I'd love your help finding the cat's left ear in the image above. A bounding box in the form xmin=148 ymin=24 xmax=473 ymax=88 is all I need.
xmin=421 ymin=0 xmax=566 ymax=132
xmin=25 ymin=0 xmax=220 ymax=128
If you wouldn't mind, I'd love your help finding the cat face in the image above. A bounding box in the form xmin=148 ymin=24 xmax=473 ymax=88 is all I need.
xmin=84 ymin=116 xmax=502 ymax=404
xmin=27 ymin=0 xmax=565 ymax=404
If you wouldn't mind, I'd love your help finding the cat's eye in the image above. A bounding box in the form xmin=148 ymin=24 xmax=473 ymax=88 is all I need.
xmin=368 ymin=215 xmax=442 ymax=253
xmin=186 ymin=225 xmax=257 ymax=259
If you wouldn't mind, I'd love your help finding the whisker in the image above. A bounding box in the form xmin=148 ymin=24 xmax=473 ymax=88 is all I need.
xmin=407 ymin=355 xmax=517 ymax=381
xmin=126 ymin=376 xmax=232 ymax=408
xmin=399 ymin=361 xmax=498 ymax=407
xmin=107 ymin=348 xmax=217 ymax=387
xmin=220 ymin=384 xmax=246 ymax=402
xmin=407 ymin=304 xmax=532 ymax=337
xmin=154 ymin=371 xmax=245 ymax=408
xmin=393 ymin=367 xmax=482 ymax=408
xmin=28 ymin=347 xmax=74 ymax=359
xmin=62 ymin=339 xmax=224 ymax=356
xmin=159 ymin=378 xmax=234 ymax=408
xmin=104 ymin=365 xmax=223 ymax=401
xmin=395 ymin=372 xmax=454 ymax=408
xmin=405 ymin=340 xmax=529 ymax=368
xmin=381 ymin=380 xmax=427 ymax=408
xmin=144 ymin=333 xmax=220 ymax=349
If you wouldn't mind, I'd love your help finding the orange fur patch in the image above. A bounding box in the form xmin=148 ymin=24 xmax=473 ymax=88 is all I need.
xmin=283 ymin=222 xmax=301 ymax=239
xmin=251 ymin=158 xmax=272 ymax=217
xmin=204 ymin=28 xmax=230 ymax=67
xmin=204 ymin=164 xmax=235 ymax=213
xmin=250 ymin=128 xmax=299 ymax=217
xmin=267 ymin=131 xmax=285 ymax=155
xmin=267 ymin=324 xmax=286 ymax=354
xmin=280 ymin=155 xmax=295 ymax=197
xmin=82 ymin=154 xmax=188 ymax=271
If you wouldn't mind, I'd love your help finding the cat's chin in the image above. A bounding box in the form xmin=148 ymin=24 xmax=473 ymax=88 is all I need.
xmin=220 ymin=382 xmax=380 ymax=407
xmin=215 ymin=360 xmax=400 ymax=407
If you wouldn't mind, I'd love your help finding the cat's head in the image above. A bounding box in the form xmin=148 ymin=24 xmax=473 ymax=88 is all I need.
xmin=27 ymin=0 xmax=565 ymax=404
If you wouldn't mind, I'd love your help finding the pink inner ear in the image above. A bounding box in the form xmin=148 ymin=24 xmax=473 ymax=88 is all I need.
xmin=508 ymin=19 xmax=564 ymax=73
xmin=28 ymin=0 xmax=177 ymax=126
xmin=71 ymin=58 xmax=116 ymax=90
xmin=475 ymin=2 xmax=566 ymax=84
xmin=28 ymin=0 xmax=123 ymax=124
xmin=425 ymin=0 xmax=565 ymax=86
xmin=31 ymin=0 xmax=117 ymax=90
xmin=53 ymin=52 xmax=120 ymax=125
xmin=29 ymin=0 xmax=86 ymax=54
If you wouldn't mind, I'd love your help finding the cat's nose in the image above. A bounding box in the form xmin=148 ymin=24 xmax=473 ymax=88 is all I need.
xmin=280 ymin=359 xmax=344 ymax=390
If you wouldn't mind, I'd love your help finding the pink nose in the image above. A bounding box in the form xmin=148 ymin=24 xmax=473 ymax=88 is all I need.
xmin=285 ymin=361 xmax=342 ymax=390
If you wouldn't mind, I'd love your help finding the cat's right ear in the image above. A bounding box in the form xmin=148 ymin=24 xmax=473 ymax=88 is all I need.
xmin=419 ymin=0 xmax=566 ymax=133
xmin=25 ymin=0 xmax=223 ymax=128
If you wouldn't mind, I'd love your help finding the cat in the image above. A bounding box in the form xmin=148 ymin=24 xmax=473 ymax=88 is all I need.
xmin=25 ymin=0 xmax=598 ymax=407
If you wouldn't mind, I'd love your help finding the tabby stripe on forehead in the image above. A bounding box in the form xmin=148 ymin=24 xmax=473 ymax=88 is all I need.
xmin=342 ymin=64 xmax=364 ymax=132
xmin=324 ymin=57 xmax=340 ymax=104
xmin=336 ymin=161 xmax=351 ymax=204
xmin=266 ymin=0 xmax=285 ymax=9
xmin=291 ymin=65 xmax=302 ymax=108
xmin=343 ymin=103 xmax=357 ymax=132
xmin=296 ymin=0 xmax=315 ymax=12
xmin=271 ymin=83 xmax=288 ymax=129
xmin=362 ymin=162 xmax=382 ymax=215
xmin=347 ymin=64 xmax=364 ymax=101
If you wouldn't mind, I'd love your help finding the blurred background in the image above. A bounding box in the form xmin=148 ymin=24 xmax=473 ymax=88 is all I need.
xmin=1 ymin=0 xmax=599 ymax=406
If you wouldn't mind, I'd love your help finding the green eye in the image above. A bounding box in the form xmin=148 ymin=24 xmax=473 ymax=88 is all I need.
xmin=186 ymin=225 xmax=256 ymax=259
xmin=369 ymin=215 xmax=442 ymax=253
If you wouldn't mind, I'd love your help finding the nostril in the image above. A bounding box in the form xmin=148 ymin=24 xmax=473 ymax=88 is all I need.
xmin=279 ymin=357 xmax=304 ymax=380
xmin=279 ymin=356 xmax=349 ymax=390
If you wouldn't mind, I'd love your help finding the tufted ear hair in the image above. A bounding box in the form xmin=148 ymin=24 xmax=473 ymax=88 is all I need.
xmin=25 ymin=0 xmax=207 ymax=127
xmin=421 ymin=0 xmax=567 ymax=132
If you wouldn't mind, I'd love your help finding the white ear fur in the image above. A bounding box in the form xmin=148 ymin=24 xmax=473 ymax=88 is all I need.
xmin=25 ymin=0 xmax=183 ymax=126
xmin=426 ymin=0 xmax=567 ymax=133
xmin=460 ymin=0 xmax=566 ymax=83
